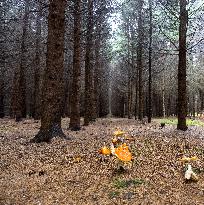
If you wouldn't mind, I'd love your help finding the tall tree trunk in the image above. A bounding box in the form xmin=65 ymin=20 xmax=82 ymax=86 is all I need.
xmin=162 ymin=71 xmax=166 ymax=118
xmin=148 ymin=0 xmax=152 ymax=123
xmin=177 ymin=0 xmax=188 ymax=130
xmin=201 ymin=91 xmax=204 ymax=113
xmin=11 ymin=0 xmax=29 ymax=121
xmin=63 ymin=80 xmax=70 ymax=117
xmin=33 ymin=1 xmax=42 ymax=120
xmin=108 ymin=80 xmax=112 ymax=117
xmin=84 ymin=0 xmax=94 ymax=126
xmin=93 ymin=32 xmax=101 ymax=120
xmin=192 ymin=95 xmax=195 ymax=118
xmin=0 ymin=72 xmax=4 ymax=118
xmin=129 ymin=24 xmax=135 ymax=120
xmin=127 ymin=20 xmax=132 ymax=119
xmin=127 ymin=74 xmax=132 ymax=118
xmin=195 ymin=94 xmax=198 ymax=116
xmin=137 ymin=0 xmax=144 ymax=121
xmin=127 ymin=71 xmax=133 ymax=119
xmin=31 ymin=0 xmax=67 ymax=143
xmin=69 ymin=0 xmax=82 ymax=131
xmin=0 ymin=8 xmax=5 ymax=118
xmin=134 ymin=68 xmax=138 ymax=120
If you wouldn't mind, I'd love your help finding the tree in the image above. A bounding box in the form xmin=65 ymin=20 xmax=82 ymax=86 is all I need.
xmin=69 ymin=0 xmax=82 ymax=131
xmin=11 ymin=0 xmax=29 ymax=121
xmin=33 ymin=0 xmax=43 ymax=120
xmin=148 ymin=0 xmax=153 ymax=123
xmin=0 ymin=1 xmax=6 ymax=118
xmin=84 ymin=0 xmax=94 ymax=126
xmin=137 ymin=0 xmax=144 ymax=121
xmin=93 ymin=22 xmax=101 ymax=120
xmin=177 ymin=0 xmax=188 ymax=130
xmin=0 ymin=71 xmax=4 ymax=118
xmin=31 ymin=0 xmax=67 ymax=143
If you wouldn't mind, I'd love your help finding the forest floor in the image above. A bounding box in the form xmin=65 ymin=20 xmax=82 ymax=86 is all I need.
xmin=1 ymin=117 xmax=204 ymax=205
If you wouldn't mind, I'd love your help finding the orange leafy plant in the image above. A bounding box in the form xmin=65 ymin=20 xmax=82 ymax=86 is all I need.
xmin=114 ymin=143 xmax=132 ymax=162
xmin=98 ymin=146 xmax=111 ymax=155
xmin=113 ymin=130 xmax=125 ymax=136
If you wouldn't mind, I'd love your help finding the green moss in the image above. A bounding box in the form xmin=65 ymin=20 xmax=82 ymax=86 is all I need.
xmin=157 ymin=118 xmax=204 ymax=126
xmin=113 ymin=178 xmax=144 ymax=189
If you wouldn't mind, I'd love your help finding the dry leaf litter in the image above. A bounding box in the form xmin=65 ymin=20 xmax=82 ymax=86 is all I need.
xmin=1 ymin=118 xmax=204 ymax=205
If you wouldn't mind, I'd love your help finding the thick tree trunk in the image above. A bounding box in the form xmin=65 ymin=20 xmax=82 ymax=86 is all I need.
xmin=177 ymin=0 xmax=188 ymax=131
xmin=11 ymin=0 xmax=29 ymax=121
xmin=31 ymin=0 xmax=67 ymax=143
xmin=33 ymin=1 xmax=42 ymax=120
xmin=84 ymin=0 xmax=94 ymax=126
xmin=69 ymin=0 xmax=82 ymax=131
xmin=148 ymin=0 xmax=152 ymax=123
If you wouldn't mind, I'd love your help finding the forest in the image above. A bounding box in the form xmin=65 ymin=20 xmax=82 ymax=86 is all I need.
xmin=0 ymin=0 xmax=204 ymax=204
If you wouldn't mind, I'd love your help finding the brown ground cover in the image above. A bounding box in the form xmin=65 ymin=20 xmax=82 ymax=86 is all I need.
xmin=1 ymin=118 xmax=204 ymax=205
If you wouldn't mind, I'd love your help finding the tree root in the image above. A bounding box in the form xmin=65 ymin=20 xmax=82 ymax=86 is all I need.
xmin=30 ymin=124 xmax=71 ymax=143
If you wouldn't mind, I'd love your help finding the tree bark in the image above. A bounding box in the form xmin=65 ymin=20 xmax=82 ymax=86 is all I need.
xmin=93 ymin=31 xmax=101 ymax=120
xmin=201 ymin=91 xmax=204 ymax=113
xmin=69 ymin=0 xmax=82 ymax=131
xmin=31 ymin=0 xmax=67 ymax=143
xmin=129 ymin=24 xmax=135 ymax=120
xmin=162 ymin=71 xmax=166 ymax=118
xmin=134 ymin=68 xmax=138 ymax=120
xmin=33 ymin=1 xmax=42 ymax=120
xmin=148 ymin=0 xmax=152 ymax=123
xmin=0 ymin=7 xmax=5 ymax=118
xmin=127 ymin=20 xmax=132 ymax=119
xmin=137 ymin=0 xmax=144 ymax=121
xmin=11 ymin=0 xmax=29 ymax=121
xmin=84 ymin=0 xmax=94 ymax=126
xmin=0 ymin=73 xmax=4 ymax=118
xmin=177 ymin=0 xmax=188 ymax=130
